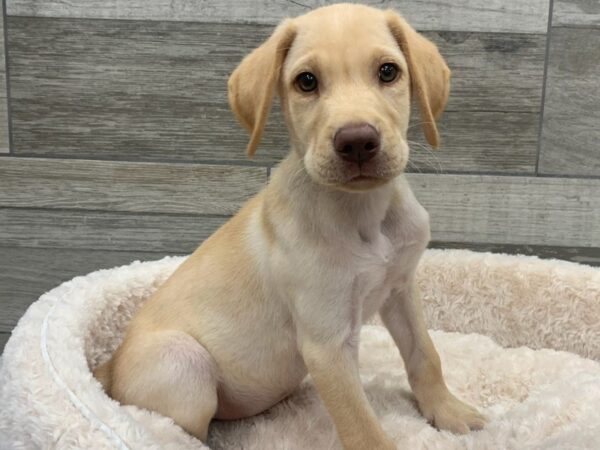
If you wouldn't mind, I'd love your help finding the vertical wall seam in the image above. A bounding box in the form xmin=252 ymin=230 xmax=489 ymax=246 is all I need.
xmin=535 ymin=0 xmax=555 ymax=175
xmin=2 ymin=0 xmax=13 ymax=154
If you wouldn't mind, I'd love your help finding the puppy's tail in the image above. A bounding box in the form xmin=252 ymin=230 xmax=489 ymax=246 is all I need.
xmin=93 ymin=358 xmax=113 ymax=394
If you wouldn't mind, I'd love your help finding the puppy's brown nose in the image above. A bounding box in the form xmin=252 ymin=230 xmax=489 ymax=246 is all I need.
xmin=333 ymin=123 xmax=380 ymax=164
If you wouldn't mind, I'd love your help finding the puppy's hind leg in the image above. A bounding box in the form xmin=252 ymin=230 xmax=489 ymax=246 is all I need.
xmin=111 ymin=330 xmax=219 ymax=441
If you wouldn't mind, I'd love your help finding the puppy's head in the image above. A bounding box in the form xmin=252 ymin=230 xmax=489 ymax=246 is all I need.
xmin=228 ymin=4 xmax=450 ymax=192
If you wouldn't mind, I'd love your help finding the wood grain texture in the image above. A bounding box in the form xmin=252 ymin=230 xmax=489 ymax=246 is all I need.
xmin=0 ymin=208 xmax=227 ymax=252
xmin=5 ymin=169 xmax=600 ymax=251
xmin=0 ymin=246 xmax=172 ymax=332
xmin=0 ymin=157 xmax=267 ymax=214
xmin=4 ymin=161 xmax=597 ymax=250
xmin=3 ymin=207 xmax=597 ymax=264
xmin=408 ymin=31 xmax=545 ymax=173
xmin=553 ymin=0 xmax=600 ymax=27
xmin=0 ymin=9 xmax=9 ymax=153
xmin=408 ymin=110 xmax=538 ymax=174
xmin=431 ymin=32 xmax=545 ymax=114
xmin=539 ymin=27 xmax=600 ymax=176
xmin=406 ymin=173 xmax=600 ymax=247
xmin=6 ymin=0 xmax=551 ymax=33
xmin=7 ymin=18 xmax=545 ymax=172
xmin=7 ymin=18 xmax=287 ymax=166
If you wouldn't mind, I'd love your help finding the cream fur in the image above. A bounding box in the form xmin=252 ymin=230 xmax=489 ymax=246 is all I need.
xmin=98 ymin=6 xmax=465 ymax=448
xmin=0 ymin=251 xmax=599 ymax=449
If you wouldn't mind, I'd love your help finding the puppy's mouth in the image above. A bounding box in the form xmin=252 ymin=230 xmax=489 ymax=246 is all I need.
xmin=339 ymin=165 xmax=395 ymax=191
xmin=347 ymin=173 xmax=380 ymax=183
xmin=309 ymin=162 xmax=400 ymax=192
xmin=306 ymin=140 xmax=408 ymax=191
xmin=343 ymin=160 xmax=398 ymax=183
xmin=338 ymin=140 xmax=408 ymax=186
xmin=349 ymin=174 xmax=377 ymax=181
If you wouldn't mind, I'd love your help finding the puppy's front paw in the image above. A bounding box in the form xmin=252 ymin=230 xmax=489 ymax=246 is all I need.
xmin=419 ymin=391 xmax=486 ymax=434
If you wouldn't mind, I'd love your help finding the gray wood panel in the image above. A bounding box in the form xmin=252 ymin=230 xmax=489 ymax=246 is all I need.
xmin=7 ymin=18 xmax=287 ymax=166
xmin=0 ymin=157 xmax=267 ymax=214
xmin=2 ymin=160 xmax=596 ymax=257
xmin=431 ymin=32 xmax=545 ymax=114
xmin=7 ymin=18 xmax=545 ymax=172
xmin=407 ymin=173 xmax=600 ymax=247
xmin=3 ymin=206 xmax=597 ymax=265
xmin=553 ymin=0 xmax=600 ymax=27
xmin=0 ymin=208 xmax=227 ymax=252
xmin=6 ymin=208 xmax=598 ymax=265
xmin=539 ymin=27 xmax=600 ymax=176
xmin=4 ymin=157 xmax=584 ymax=248
xmin=409 ymin=31 xmax=545 ymax=173
xmin=408 ymin=110 xmax=538 ymax=174
xmin=0 ymin=7 xmax=9 ymax=153
xmin=6 ymin=0 xmax=550 ymax=33
xmin=0 ymin=246 xmax=174 ymax=332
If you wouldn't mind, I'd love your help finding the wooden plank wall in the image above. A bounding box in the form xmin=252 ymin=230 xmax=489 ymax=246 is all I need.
xmin=1 ymin=0 xmax=599 ymax=352
xmin=0 ymin=5 xmax=9 ymax=154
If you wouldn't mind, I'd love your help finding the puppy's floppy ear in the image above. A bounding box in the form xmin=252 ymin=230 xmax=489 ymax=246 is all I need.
xmin=228 ymin=20 xmax=297 ymax=157
xmin=385 ymin=11 xmax=451 ymax=149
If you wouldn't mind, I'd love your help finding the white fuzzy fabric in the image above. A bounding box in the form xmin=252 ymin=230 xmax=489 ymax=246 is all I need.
xmin=417 ymin=250 xmax=600 ymax=361
xmin=1 ymin=250 xmax=599 ymax=449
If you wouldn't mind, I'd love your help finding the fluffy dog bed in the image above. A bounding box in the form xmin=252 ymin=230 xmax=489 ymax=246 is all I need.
xmin=1 ymin=249 xmax=599 ymax=449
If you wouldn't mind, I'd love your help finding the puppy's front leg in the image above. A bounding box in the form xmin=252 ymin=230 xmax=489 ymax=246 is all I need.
xmin=380 ymin=283 xmax=486 ymax=434
xmin=300 ymin=337 xmax=395 ymax=450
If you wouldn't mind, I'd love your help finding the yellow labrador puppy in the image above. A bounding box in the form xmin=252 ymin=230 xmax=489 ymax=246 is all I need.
xmin=95 ymin=4 xmax=485 ymax=448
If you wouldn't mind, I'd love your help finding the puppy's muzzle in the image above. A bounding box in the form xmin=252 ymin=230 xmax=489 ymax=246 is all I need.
xmin=333 ymin=123 xmax=380 ymax=165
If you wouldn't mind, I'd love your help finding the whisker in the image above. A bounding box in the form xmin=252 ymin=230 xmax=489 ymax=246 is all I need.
xmin=405 ymin=158 xmax=422 ymax=173
xmin=407 ymin=139 xmax=444 ymax=174
xmin=406 ymin=121 xmax=436 ymax=131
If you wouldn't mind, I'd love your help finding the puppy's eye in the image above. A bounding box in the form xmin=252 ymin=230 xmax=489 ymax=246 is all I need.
xmin=296 ymin=72 xmax=318 ymax=92
xmin=378 ymin=63 xmax=399 ymax=83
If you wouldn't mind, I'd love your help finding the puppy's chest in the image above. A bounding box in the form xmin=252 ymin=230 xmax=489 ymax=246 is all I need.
xmin=351 ymin=227 xmax=415 ymax=318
